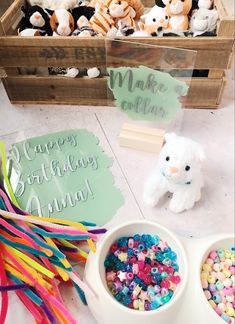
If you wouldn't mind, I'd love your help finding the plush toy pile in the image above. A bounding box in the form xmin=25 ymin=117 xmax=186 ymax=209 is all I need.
xmin=17 ymin=0 xmax=219 ymax=77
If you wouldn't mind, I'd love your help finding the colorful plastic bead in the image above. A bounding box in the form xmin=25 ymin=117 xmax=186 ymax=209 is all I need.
xmin=104 ymin=234 xmax=181 ymax=311
xmin=221 ymin=313 xmax=231 ymax=323
xmin=213 ymin=293 xmax=222 ymax=304
xmin=201 ymin=247 xmax=235 ymax=323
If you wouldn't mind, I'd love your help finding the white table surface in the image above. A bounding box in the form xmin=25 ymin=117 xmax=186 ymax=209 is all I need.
xmin=0 ymin=66 xmax=234 ymax=323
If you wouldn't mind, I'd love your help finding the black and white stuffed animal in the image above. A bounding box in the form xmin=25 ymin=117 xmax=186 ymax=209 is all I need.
xmin=19 ymin=5 xmax=52 ymax=35
xmin=72 ymin=6 xmax=95 ymax=28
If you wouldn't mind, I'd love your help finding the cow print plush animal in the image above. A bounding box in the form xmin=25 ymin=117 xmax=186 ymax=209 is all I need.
xmin=19 ymin=5 xmax=52 ymax=35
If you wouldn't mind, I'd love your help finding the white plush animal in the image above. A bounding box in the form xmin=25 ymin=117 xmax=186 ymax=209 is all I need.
xmin=143 ymin=133 xmax=205 ymax=213
xmin=190 ymin=8 xmax=218 ymax=36
xmin=28 ymin=0 xmax=81 ymax=10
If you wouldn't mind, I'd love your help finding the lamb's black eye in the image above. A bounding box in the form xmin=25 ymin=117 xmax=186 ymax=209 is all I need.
xmin=166 ymin=156 xmax=170 ymax=161
xmin=165 ymin=16 xmax=168 ymax=19
xmin=56 ymin=22 xmax=59 ymax=27
xmin=118 ymin=1 xmax=121 ymax=4
xmin=181 ymin=0 xmax=185 ymax=2
xmin=153 ymin=18 xmax=156 ymax=22
xmin=185 ymin=165 xmax=190 ymax=171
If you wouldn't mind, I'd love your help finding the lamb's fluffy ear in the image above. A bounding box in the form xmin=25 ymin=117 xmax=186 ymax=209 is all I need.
xmin=164 ymin=133 xmax=177 ymax=143
xmin=44 ymin=8 xmax=54 ymax=17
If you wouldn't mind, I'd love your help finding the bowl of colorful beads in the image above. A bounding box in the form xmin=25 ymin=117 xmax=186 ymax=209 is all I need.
xmin=84 ymin=220 xmax=188 ymax=324
xmin=199 ymin=235 xmax=234 ymax=324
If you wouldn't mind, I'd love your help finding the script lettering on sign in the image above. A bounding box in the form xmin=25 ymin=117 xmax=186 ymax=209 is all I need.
xmin=9 ymin=130 xmax=124 ymax=225
xmin=107 ymin=66 xmax=188 ymax=122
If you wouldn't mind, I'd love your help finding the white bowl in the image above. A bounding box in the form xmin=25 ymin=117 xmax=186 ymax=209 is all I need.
xmin=84 ymin=220 xmax=188 ymax=324
xmin=196 ymin=235 xmax=234 ymax=324
xmin=175 ymin=234 xmax=234 ymax=324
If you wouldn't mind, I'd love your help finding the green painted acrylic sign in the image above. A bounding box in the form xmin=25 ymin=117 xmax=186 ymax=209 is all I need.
xmin=9 ymin=130 xmax=124 ymax=226
xmin=107 ymin=66 xmax=188 ymax=122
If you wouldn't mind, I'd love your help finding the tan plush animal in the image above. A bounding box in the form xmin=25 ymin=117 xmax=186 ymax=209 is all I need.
xmin=89 ymin=5 xmax=116 ymax=35
xmin=127 ymin=0 xmax=144 ymax=19
xmin=166 ymin=0 xmax=192 ymax=32
xmin=90 ymin=0 xmax=144 ymax=20
xmin=105 ymin=0 xmax=136 ymax=28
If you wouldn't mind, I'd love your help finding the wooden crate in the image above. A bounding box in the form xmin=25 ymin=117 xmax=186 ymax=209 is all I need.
xmin=0 ymin=0 xmax=234 ymax=108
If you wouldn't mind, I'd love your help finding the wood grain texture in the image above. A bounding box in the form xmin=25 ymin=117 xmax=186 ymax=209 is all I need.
xmin=0 ymin=0 xmax=24 ymax=34
xmin=2 ymin=76 xmax=224 ymax=108
xmin=0 ymin=37 xmax=233 ymax=69
xmin=215 ymin=0 xmax=235 ymax=36
xmin=0 ymin=67 xmax=7 ymax=78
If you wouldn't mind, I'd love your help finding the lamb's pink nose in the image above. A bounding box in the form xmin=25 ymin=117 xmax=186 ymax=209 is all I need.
xmin=34 ymin=15 xmax=41 ymax=20
xmin=170 ymin=166 xmax=179 ymax=174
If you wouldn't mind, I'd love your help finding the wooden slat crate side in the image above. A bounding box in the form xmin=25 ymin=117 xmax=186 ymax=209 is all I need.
xmin=0 ymin=0 xmax=24 ymax=35
xmin=0 ymin=37 xmax=233 ymax=69
xmin=0 ymin=67 xmax=7 ymax=78
xmin=215 ymin=0 xmax=235 ymax=37
xmin=2 ymin=76 xmax=108 ymax=104
xmin=3 ymin=76 xmax=223 ymax=108
xmin=186 ymin=77 xmax=224 ymax=108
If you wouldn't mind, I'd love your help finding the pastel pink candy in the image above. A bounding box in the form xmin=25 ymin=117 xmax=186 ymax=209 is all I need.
xmin=213 ymin=263 xmax=221 ymax=272
xmin=224 ymin=287 xmax=234 ymax=296
xmin=215 ymin=307 xmax=222 ymax=316
xmin=209 ymin=251 xmax=217 ymax=259
xmin=217 ymin=272 xmax=226 ymax=281
xmin=206 ymin=258 xmax=214 ymax=266
xmin=204 ymin=290 xmax=211 ymax=300
xmin=201 ymin=279 xmax=208 ymax=289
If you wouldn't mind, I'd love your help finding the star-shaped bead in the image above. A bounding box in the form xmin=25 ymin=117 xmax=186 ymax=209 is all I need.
xmin=148 ymin=251 xmax=155 ymax=260
xmin=158 ymin=241 xmax=168 ymax=251
xmin=117 ymin=271 xmax=127 ymax=282
xmin=139 ymin=290 xmax=149 ymax=302
xmin=118 ymin=252 xmax=128 ymax=262
xmin=106 ymin=271 xmax=117 ymax=281
xmin=137 ymin=252 xmax=146 ymax=261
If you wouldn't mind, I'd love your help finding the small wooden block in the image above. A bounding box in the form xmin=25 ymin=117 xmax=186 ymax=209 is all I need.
xmin=119 ymin=123 xmax=165 ymax=153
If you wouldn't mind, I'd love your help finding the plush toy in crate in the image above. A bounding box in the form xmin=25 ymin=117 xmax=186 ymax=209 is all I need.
xmin=28 ymin=0 xmax=83 ymax=9
xmin=143 ymin=133 xmax=205 ymax=213
xmin=140 ymin=5 xmax=169 ymax=35
xmin=166 ymin=0 xmax=192 ymax=33
xmin=48 ymin=11 xmax=100 ymax=78
xmin=189 ymin=7 xmax=218 ymax=36
xmin=19 ymin=5 xmax=52 ymax=35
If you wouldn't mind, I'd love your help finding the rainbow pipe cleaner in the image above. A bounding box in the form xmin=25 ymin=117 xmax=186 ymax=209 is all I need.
xmin=0 ymin=141 xmax=106 ymax=323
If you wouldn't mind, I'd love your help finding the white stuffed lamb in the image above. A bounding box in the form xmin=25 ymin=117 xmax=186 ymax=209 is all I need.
xmin=190 ymin=8 xmax=218 ymax=37
xmin=143 ymin=133 xmax=205 ymax=213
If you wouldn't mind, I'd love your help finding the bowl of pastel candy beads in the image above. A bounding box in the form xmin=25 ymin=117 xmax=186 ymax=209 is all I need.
xmin=200 ymin=238 xmax=235 ymax=324
xmin=104 ymin=234 xmax=181 ymax=311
